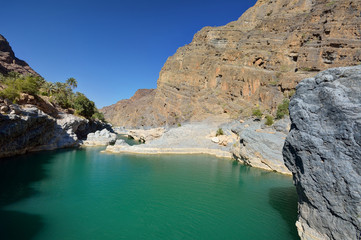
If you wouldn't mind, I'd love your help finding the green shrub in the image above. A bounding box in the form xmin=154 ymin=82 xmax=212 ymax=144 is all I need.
xmin=20 ymin=75 xmax=45 ymax=95
xmin=216 ymin=128 xmax=224 ymax=136
xmin=0 ymin=73 xmax=45 ymax=101
xmin=92 ymin=111 xmax=105 ymax=122
xmin=0 ymin=85 xmax=19 ymax=101
xmin=177 ymin=123 xmax=181 ymax=127
xmin=73 ymin=92 xmax=95 ymax=118
xmin=265 ymin=115 xmax=274 ymax=126
xmin=252 ymin=108 xmax=263 ymax=118
xmin=276 ymin=99 xmax=290 ymax=119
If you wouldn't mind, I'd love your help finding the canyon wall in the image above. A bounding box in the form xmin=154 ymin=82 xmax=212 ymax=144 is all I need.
xmin=102 ymin=0 xmax=361 ymax=127
xmin=283 ymin=65 xmax=361 ymax=240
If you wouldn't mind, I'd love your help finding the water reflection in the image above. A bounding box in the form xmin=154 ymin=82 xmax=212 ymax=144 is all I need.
xmin=0 ymin=149 xmax=73 ymax=240
xmin=269 ymin=186 xmax=299 ymax=240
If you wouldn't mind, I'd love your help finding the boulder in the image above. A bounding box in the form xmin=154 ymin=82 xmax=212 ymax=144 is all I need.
xmin=230 ymin=119 xmax=291 ymax=174
xmin=283 ymin=66 xmax=361 ymax=240
xmin=4 ymin=98 xmax=12 ymax=105
xmin=0 ymin=105 xmax=9 ymax=113
xmin=83 ymin=128 xmax=117 ymax=146
xmin=114 ymin=139 xmax=129 ymax=147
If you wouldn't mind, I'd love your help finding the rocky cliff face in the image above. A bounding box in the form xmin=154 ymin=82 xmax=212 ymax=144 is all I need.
xmin=102 ymin=0 xmax=361 ymax=127
xmin=0 ymin=34 xmax=38 ymax=76
xmin=0 ymin=102 xmax=112 ymax=159
xmin=283 ymin=66 xmax=361 ymax=240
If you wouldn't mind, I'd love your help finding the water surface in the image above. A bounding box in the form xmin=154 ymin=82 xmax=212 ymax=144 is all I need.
xmin=0 ymin=148 xmax=299 ymax=240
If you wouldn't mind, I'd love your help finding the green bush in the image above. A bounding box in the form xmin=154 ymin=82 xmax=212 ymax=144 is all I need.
xmin=216 ymin=128 xmax=224 ymax=136
xmin=73 ymin=92 xmax=95 ymax=118
xmin=20 ymin=75 xmax=45 ymax=95
xmin=92 ymin=111 xmax=105 ymax=122
xmin=0 ymin=73 xmax=45 ymax=101
xmin=265 ymin=115 xmax=274 ymax=126
xmin=0 ymin=85 xmax=19 ymax=101
xmin=252 ymin=108 xmax=263 ymax=118
xmin=276 ymin=99 xmax=290 ymax=119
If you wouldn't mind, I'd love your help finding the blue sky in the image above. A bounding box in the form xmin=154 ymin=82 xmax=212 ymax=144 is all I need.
xmin=2 ymin=0 xmax=257 ymax=108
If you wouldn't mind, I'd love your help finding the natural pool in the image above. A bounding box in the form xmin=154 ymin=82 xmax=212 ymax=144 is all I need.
xmin=0 ymin=147 xmax=299 ymax=240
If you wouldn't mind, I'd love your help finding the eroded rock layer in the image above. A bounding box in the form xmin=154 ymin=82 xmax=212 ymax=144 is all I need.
xmin=0 ymin=34 xmax=38 ymax=76
xmin=283 ymin=65 xmax=361 ymax=240
xmin=102 ymin=0 xmax=361 ymax=127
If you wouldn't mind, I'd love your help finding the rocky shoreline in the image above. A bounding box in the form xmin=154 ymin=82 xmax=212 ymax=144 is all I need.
xmin=104 ymin=116 xmax=292 ymax=175
xmin=0 ymin=101 xmax=112 ymax=159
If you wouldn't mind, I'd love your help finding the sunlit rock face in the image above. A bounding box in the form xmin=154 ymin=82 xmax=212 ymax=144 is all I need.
xmin=283 ymin=65 xmax=361 ymax=240
xmin=0 ymin=34 xmax=38 ymax=76
xmin=102 ymin=0 xmax=361 ymax=127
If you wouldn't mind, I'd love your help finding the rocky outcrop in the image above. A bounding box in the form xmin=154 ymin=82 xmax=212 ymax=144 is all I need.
xmin=229 ymin=118 xmax=291 ymax=174
xmin=127 ymin=127 xmax=165 ymax=143
xmin=83 ymin=129 xmax=117 ymax=146
xmin=0 ymin=34 xmax=38 ymax=76
xmin=283 ymin=66 xmax=361 ymax=240
xmin=102 ymin=0 xmax=361 ymax=127
xmin=0 ymin=103 xmax=112 ymax=158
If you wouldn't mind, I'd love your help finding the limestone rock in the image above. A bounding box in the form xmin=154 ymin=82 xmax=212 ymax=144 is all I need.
xmin=83 ymin=128 xmax=117 ymax=146
xmin=102 ymin=0 xmax=361 ymax=127
xmin=211 ymin=137 xmax=219 ymax=143
xmin=230 ymin=119 xmax=291 ymax=174
xmin=127 ymin=127 xmax=165 ymax=143
xmin=0 ymin=105 xmax=8 ymax=113
xmin=0 ymin=34 xmax=38 ymax=76
xmin=0 ymin=106 xmax=114 ymax=158
xmin=114 ymin=139 xmax=129 ymax=147
xmin=283 ymin=66 xmax=361 ymax=240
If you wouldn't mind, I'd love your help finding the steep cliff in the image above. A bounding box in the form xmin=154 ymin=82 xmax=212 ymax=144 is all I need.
xmin=0 ymin=34 xmax=38 ymax=76
xmin=102 ymin=0 xmax=361 ymax=127
xmin=283 ymin=66 xmax=361 ymax=240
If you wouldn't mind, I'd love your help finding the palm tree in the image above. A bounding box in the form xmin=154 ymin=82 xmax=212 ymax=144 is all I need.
xmin=41 ymin=81 xmax=56 ymax=96
xmin=66 ymin=77 xmax=78 ymax=89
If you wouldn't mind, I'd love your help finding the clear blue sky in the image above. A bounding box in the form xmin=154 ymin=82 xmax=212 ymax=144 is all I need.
xmin=1 ymin=0 xmax=257 ymax=108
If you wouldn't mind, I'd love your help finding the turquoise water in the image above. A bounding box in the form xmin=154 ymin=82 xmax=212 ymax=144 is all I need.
xmin=0 ymin=148 xmax=299 ymax=240
xmin=117 ymin=134 xmax=142 ymax=145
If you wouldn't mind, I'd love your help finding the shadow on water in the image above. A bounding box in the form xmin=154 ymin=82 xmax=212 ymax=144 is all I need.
xmin=0 ymin=148 xmax=74 ymax=240
xmin=269 ymin=186 xmax=300 ymax=240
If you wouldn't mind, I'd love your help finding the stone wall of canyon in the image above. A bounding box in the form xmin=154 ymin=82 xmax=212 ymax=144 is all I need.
xmin=102 ymin=0 xmax=361 ymax=127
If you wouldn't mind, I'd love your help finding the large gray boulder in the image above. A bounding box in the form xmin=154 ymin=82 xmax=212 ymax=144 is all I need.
xmin=229 ymin=118 xmax=291 ymax=174
xmin=83 ymin=128 xmax=117 ymax=146
xmin=0 ymin=105 xmax=114 ymax=158
xmin=283 ymin=66 xmax=361 ymax=240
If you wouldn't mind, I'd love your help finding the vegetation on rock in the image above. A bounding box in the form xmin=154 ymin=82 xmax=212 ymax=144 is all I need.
xmin=216 ymin=128 xmax=224 ymax=136
xmin=0 ymin=72 xmax=104 ymax=121
xmin=252 ymin=108 xmax=263 ymax=119
xmin=265 ymin=115 xmax=274 ymax=126
xmin=276 ymin=99 xmax=290 ymax=120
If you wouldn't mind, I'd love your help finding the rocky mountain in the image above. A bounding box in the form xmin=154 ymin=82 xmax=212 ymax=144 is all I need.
xmin=283 ymin=66 xmax=361 ymax=240
xmin=0 ymin=34 xmax=38 ymax=76
xmin=102 ymin=0 xmax=361 ymax=127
